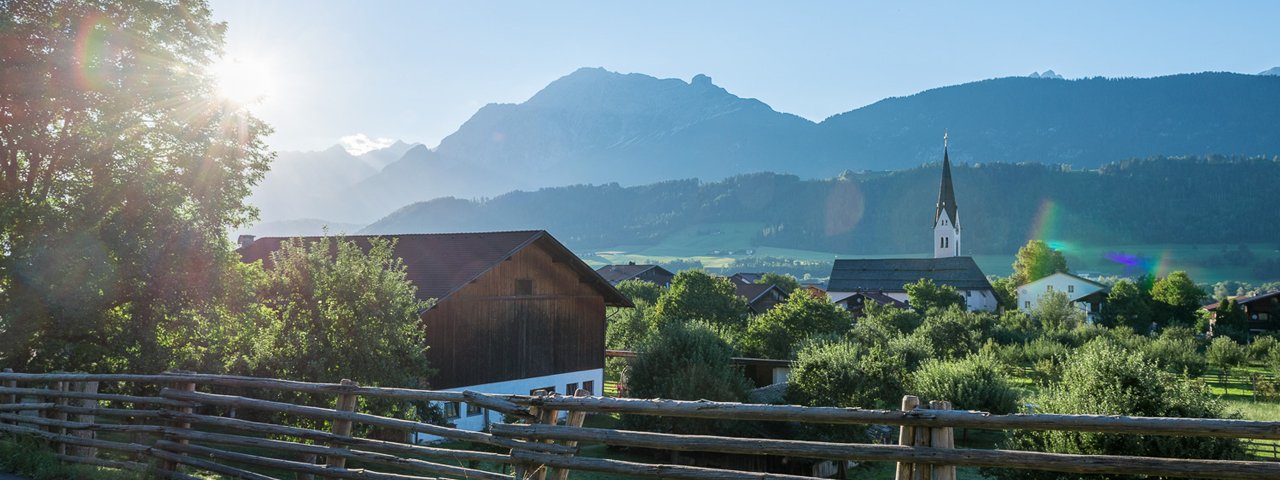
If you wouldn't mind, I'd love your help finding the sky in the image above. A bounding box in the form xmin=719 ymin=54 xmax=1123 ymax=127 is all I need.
xmin=208 ymin=1 xmax=1280 ymax=153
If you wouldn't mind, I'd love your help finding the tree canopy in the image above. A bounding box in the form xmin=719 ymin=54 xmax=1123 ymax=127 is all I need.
xmin=1011 ymin=240 xmax=1068 ymax=285
xmin=653 ymin=270 xmax=748 ymax=329
xmin=739 ymin=289 xmax=850 ymax=359
xmin=904 ymin=278 xmax=966 ymax=314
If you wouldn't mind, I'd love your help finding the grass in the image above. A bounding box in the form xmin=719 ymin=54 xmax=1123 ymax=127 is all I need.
xmin=0 ymin=436 xmax=144 ymax=480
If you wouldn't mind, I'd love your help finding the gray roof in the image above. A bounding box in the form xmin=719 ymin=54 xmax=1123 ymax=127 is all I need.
xmin=935 ymin=147 xmax=958 ymax=227
xmin=595 ymin=264 xmax=671 ymax=284
xmin=828 ymin=256 xmax=993 ymax=292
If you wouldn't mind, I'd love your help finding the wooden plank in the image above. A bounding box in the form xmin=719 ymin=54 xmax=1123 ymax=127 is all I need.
xmin=0 ymin=386 xmax=194 ymax=408
xmin=896 ymin=395 xmax=919 ymax=480
xmin=154 ymin=440 xmax=445 ymax=480
xmin=160 ymin=381 xmax=196 ymax=472
xmin=0 ymin=421 xmax=150 ymax=455
xmin=0 ymin=403 xmax=52 ymax=412
xmin=158 ymin=409 xmax=514 ymax=464
xmin=327 ymin=378 xmax=359 ymax=475
xmin=149 ymin=448 xmax=276 ymax=480
xmin=494 ymin=424 xmax=1280 ymax=480
xmin=929 ymin=400 xmax=955 ymax=480
xmin=552 ymin=388 xmax=590 ymax=480
xmin=71 ymin=381 xmax=99 ymax=458
xmin=0 ymin=412 xmax=165 ymax=433
xmin=525 ymin=395 xmax=1280 ymax=440
xmin=159 ymin=387 xmax=575 ymax=453
xmin=51 ymin=405 xmax=163 ymax=419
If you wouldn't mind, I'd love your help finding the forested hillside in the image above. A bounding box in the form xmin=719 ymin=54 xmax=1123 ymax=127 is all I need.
xmin=363 ymin=156 xmax=1280 ymax=256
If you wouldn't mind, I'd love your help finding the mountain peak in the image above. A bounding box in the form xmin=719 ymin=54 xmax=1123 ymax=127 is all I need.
xmin=1260 ymin=67 xmax=1280 ymax=76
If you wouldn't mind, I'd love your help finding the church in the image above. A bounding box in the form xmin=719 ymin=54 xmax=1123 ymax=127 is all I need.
xmin=826 ymin=135 xmax=998 ymax=312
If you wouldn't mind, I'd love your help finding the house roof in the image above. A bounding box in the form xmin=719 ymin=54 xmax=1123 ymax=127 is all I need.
xmin=828 ymin=256 xmax=993 ymax=293
xmin=1204 ymin=290 xmax=1280 ymax=311
xmin=594 ymin=264 xmax=673 ymax=284
xmin=1016 ymin=272 xmax=1109 ymax=302
xmin=735 ymin=282 xmax=785 ymax=304
xmin=729 ymin=273 xmax=765 ymax=285
xmin=238 ymin=230 xmax=631 ymax=307
xmin=828 ymin=291 xmax=910 ymax=309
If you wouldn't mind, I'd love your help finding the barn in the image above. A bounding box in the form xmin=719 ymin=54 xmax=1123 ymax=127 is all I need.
xmin=237 ymin=230 xmax=631 ymax=435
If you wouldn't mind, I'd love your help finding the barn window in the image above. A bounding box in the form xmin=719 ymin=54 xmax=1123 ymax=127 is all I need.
xmin=530 ymin=386 xmax=555 ymax=396
xmin=443 ymin=402 xmax=460 ymax=419
xmin=566 ymin=382 xmax=578 ymax=395
xmin=583 ymin=380 xmax=595 ymax=395
xmin=515 ymin=279 xmax=534 ymax=295
xmin=466 ymin=403 xmax=483 ymax=417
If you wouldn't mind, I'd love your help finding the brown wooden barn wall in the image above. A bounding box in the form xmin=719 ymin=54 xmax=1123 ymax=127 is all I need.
xmin=422 ymin=240 xmax=606 ymax=389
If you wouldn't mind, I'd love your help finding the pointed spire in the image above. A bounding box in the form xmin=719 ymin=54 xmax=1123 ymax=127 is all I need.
xmin=935 ymin=132 xmax=958 ymax=227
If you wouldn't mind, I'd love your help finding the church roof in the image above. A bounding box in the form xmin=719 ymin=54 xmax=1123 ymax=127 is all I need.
xmin=827 ymin=256 xmax=993 ymax=293
xmin=935 ymin=147 xmax=958 ymax=227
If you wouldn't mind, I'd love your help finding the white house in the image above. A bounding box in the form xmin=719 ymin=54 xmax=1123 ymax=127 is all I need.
xmin=1016 ymin=272 xmax=1108 ymax=323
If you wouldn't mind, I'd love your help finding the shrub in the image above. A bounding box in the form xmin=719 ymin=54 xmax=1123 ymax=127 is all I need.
xmin=911 ymin=349 xmax=1020 ymax=415
xmin=992 ymin=309 xmax=1038 ymax=344
xmin=912 ymin=307 xmax=993 ymax=360
xmin=887 ymin=333 xmax=935 ymax=371
xmin=858 ymin=300 xmax=924 ymax=334
xmin=1249 ymin=335 xmax=1278 ymax=362
xmin=787 ymin=340 xmax=906 ymax=410
xmin=0 ymin=437 xmax=140 ymax=480
xmin=739 ymin=290 xmax=850 ymax=359
xmin=1205 ymin=336 xmax=1247 ymax=381
xmin=987 ymin=339 xmax=1245 ymax=480
xmin=1144 ymin=328 xmax=1207 ymax=377
xmin=624 ymin=321 xmax=751 ymax=435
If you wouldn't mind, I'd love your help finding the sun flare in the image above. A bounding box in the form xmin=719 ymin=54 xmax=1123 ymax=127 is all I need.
xmin=210 ymin=56 xmax=273 ymax=106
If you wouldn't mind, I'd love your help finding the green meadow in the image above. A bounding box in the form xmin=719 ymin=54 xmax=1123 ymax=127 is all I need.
xmin=580 ymin=222 xmax=1280 ymax=285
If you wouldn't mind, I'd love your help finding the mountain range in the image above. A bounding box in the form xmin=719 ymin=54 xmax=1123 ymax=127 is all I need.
xmin=246 ymin=67 xmax=1280 ymax=232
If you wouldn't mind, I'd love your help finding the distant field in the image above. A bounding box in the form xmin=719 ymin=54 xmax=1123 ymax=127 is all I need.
xmin=578 ymin=222 xmax=1280 ymax=285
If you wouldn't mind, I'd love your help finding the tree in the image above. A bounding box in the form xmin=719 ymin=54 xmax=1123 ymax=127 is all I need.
xmin=856 ymin=299 xmax=924 ymax=334
xmin=653 ymin=270 xmax=748 ymax=329
xmin=911 ymin=307 xmax=993 ymax=360
xmin=739 ymin=290 xmax=850 ymax=359
xmin=989 ymin=276 xmax=1020 ymax=311
xmin=1150 ymin=271 xmax=1205 ymax=327
xmin=756 ymin=272 xmax=800 ymax=295
xmin=1205 ymin=336 xmax=1247 ymax=384
xmin=614 ymin=279 xmax=664 ymax=305
xmin=911 ymin=349 xmax=1018 ymax=415
xmin=904 ymin=278 xmax=966 ymax=314
xmin=624 ymin=321 xmax=750 ymax=435
xmin=989 ymin=339 xmax=1244 ymax=480
xmin=1011 ymin=240 xmax=1068 ymax=285
xmin=249 ymin=237 xmax=432 ymax=387
xmin=0 ymin=1 xmax=272 ymax=372
xmin=1102 ymin=279 xmax=1151 ymax=331
xmin=1030 ymin=290 xmax=1085 ymax=332
xmin=1212 ymin=298 xmax=1248 ymax=340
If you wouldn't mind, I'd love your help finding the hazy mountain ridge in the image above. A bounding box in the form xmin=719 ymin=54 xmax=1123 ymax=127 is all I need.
xmin=361 ymin=156 xmax=1280 ymax=257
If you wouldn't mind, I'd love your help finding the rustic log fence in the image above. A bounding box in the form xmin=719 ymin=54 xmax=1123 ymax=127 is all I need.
xmin=0 ymin=371 xmax=1277 ymax=479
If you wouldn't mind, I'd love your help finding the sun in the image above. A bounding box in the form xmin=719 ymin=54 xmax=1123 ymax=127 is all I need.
xmin=210 ymin=56 xmax=273 ymax=106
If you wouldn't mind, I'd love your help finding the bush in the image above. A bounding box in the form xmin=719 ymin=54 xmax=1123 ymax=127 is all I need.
xmin=624 ymin=321 xmax=751 ymax=435
xmin=787 ymin=340 xmax=906 ymax=410
xmin=0 ymin=437 xmax=140 ymax=480
xmin=1249 ymin=335 xmax=1278 ymax=362
xmin=738 ymin=290 xmax=850 ymax=359
xmin=1144 ymin=328 xmax=1207 ymax=377
xmin=857 ymin=300 xmax=924 ymax=334
xmin=912 ymin=307 xmax=993 ymax=360
xmin=911 ymin=349 xmax=1020 ymax=415
xmin=988 ymin=339 xmax=1245 ymax=480
xmin=887 ymin=333 xmax=935 ymax=371
xmin=1205 ymin=336 xmax=1247 ymax=380
xmin=992 ymin=309 xmax=1038 ymax=344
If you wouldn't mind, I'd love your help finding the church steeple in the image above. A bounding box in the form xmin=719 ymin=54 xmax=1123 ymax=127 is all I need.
xmin=933 ymin=131 xmax=961 ymax=258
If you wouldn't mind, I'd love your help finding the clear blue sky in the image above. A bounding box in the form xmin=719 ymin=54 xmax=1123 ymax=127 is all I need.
xmin=209 ymin=0 xmax=1280 ymax=153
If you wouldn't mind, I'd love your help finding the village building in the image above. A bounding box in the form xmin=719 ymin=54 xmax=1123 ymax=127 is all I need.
xmin=734 ymin=282 xmax=788 ymax=314
xmin=1016 ymin=272 xmax=1108 ymax=323
xmin=595 ymin=262 xmax=675 ymax=287
xmin=827 ymin=135 xmax=998 ymax=312
xmin=1204 ymin=290 xmax=1280 ymax=332
xmin=829 ymin=291 xmax=911 ymax=316
xmin=237 ymin=230 xmax=631 ymax=437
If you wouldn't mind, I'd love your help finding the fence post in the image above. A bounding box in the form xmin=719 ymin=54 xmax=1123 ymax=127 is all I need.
xmin=70 ymin=381 xmax=99 ymax=458
xmin=515 ymin=389 xmax=549 ymax=480
xmin=551 ymin=388 xmax=590 ymax=480
xmin=325 ymin=378 xmax=359 ymax=477
xmin=928 ymin=400 xmax=956 ymax=480
xmin=894 ymin=395 xmax=920 ymax=480
xmin=161 ymin=381 xmax=197 ymax=472
xmin=1 ymin=369 xmax=13 ymax=426
xmin=50 ymin=381 xmax=68 ymax=455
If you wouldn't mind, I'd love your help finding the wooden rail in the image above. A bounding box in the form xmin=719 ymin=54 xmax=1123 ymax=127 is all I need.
xmin=0 ymin=370 xmax=1274 ymax=479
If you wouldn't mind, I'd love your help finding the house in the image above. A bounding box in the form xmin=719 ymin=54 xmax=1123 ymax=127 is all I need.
xmin=828 ymin=291 xmax=910 ymax=316
xmin=827 ymin=257 xmax=998 ymax=312
xmin=595 ymin=263 xmax=675 ymax=287
xmin=238 ymin=230 xmax=631 ymax=436
xmin=1016 ymin=272 xmax=1108 ymax=323
xmin=1204 ymin=290 xmax=1280 ymax=332
xmin=729 ymin=272 xmax=765 ymax=285
xmin=735 ymin=282 xmax=788 ymax=314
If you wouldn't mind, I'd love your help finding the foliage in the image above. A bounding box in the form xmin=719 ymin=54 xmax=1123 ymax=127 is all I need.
xmin=248 ymin=237 xmax=432 ymax=387
xmin=1030 ymin=290 xmax=1085 ymax=332
xmin=1150 ymin=271 xmax=1206 ymax=327
xmin=787 ymin=340 xmax=906 ymax=410
xmin=0 ymin=436 xmax=141 ymax=480
xmin=988 ymin=339 xmax=1245 ymax=480
xmin=989 ymin=276 xmax=1020 ymax=311
xmin=992 ymin=309 xmax=1038 ymax=344
xmin=0 ymin=0 xmax=272 ymax=373
xmin=1011 ymin=240 xmax=1068 ymax=285
xmin=1212 ymin=297 xmax=1248 ymax=340
xmin=857 ymin=299 xmax=924 ymax=334
xmin=1144 ymin=327 xmax=1207 ymax=377
xmin=911 ymin=349 xmax=1019 ymax=415
xmin=1102 ymin=279 xmax=1152 ymax=331
xmin=904 ymin=278 xmax=966 ymax=314
xmin=615 ymin=279 xmax=665 ymax=305
xmin=606 ymin=299 xmax=656 ymax=351
xmin=755 ymin=272 xmax=801 ymax=295
xmin=887 ymin=333 xmax=936 ymax=371
xmin=1205 ymin=336 xmax=1247 ymax=379
xmin=739 ymin=290 xmax=850 ymax=359
xmin=911 ymin=307 xmax=993 ymax=360
xmin=624 ymin=321 xmax=751 ymax=435
xmin=653 ymin=270 xmax=749 ymax=329
xmin=1250 ymin=335 xmax=1279 ymax=362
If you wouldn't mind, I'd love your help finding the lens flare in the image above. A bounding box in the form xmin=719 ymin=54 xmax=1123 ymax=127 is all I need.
xmin=210 ymin=56 xmax=274 ymax=106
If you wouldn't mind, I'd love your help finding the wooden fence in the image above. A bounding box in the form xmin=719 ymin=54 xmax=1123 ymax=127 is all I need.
xmin=1 ymin=370 xmax=1279 ymax=480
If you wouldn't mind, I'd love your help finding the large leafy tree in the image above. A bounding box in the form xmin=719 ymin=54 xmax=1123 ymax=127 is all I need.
xmin=0 ymin=1 xmax=272 ymax=372
xmin=904 ymin=278 xmax=965 ymax=314
xmin=653 ymin=270 xmax=748 ymax=329
xmin=1150 ymin=271 xmax=1205 ymax=327
xmin=739 ymin=289 xmax=850 ymax=359
xmin=1102 ymin=279 xmax=1151 ymax=331
xmin=1011 ymin=240 xmax=1068 ymax=285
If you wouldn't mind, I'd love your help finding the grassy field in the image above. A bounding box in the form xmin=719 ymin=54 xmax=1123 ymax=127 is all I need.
xmin=581 ymin=221 xmax=1280 ymax=284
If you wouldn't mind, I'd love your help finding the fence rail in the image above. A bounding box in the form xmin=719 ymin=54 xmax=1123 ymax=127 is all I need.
xmin=0 ymin=369 xmax=1276 ymax=479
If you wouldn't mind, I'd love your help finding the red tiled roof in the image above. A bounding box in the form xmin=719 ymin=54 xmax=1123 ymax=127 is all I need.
xmin=238 ymin=230 xmax=630 ymax=307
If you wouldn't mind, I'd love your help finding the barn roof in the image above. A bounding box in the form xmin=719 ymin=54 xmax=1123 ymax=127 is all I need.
xmin=238 ymin=230 xmax=631 ymax=307
xmin=594 ymin=264 xmax=672 ymax=285
xmin=828 ymin=256 xmax=993 ymax=293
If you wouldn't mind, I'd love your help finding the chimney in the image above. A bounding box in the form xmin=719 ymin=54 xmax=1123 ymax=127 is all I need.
xmin=237 ymin=235 xmax=256 ymax=249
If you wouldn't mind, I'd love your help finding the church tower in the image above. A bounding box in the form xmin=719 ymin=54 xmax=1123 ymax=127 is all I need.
xmin=933 ymin=132 xmax=961 ymax=258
